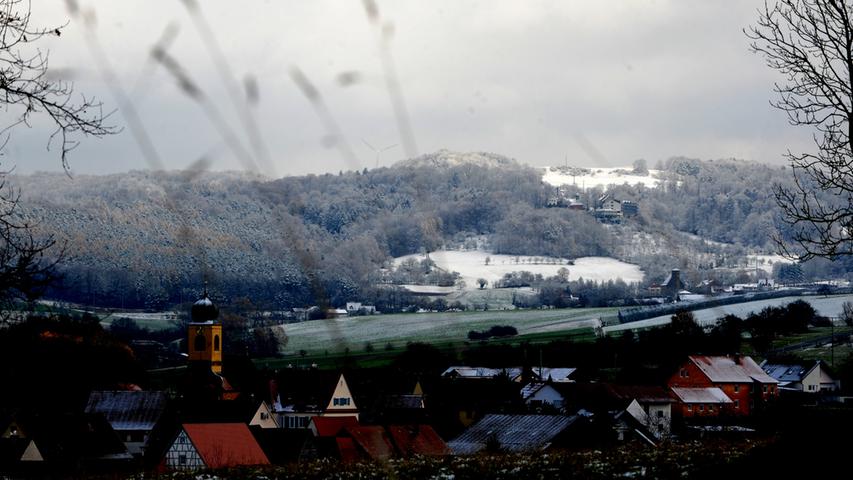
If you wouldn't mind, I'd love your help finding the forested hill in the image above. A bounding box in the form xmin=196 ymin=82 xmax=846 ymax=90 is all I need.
xmin=8 ymin=153 xmax=804 ymax=309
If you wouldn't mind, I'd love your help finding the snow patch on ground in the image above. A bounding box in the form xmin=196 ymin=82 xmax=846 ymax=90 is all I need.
xmin=394 ymin=250 xmax=644 ymax=289
xmin=542 ymin=167 xmax=663 ymax=189
xmin=747 ymin=254 xmax=795 ymax=274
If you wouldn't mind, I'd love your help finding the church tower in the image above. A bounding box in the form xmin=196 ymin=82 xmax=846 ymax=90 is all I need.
xmin=187 ymin=289 xmax=222 ymax=374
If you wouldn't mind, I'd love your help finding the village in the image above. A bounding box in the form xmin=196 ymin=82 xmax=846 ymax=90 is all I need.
xmin=1 ymin=290 xmax=850 ymax=478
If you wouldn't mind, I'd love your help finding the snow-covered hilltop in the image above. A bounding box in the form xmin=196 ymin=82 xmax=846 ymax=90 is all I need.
xmin=394 ymin=149 xmax=520 ymax=169
xmin=542 ymin=166 xmax=663 ymax=189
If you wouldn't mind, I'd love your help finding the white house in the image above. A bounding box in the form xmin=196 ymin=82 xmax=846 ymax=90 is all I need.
xmin=762 ymin=360 xmax=841 ymax=393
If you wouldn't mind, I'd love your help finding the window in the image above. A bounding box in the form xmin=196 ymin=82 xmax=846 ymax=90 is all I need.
xmin=260 ymin=412 xmax=268 ymax=420
xmin=708 ymin=405 xmax=713 ymax=412
xmin=734 ymin=400 xmax=740 ymax=409
xmin=656 ymin=410 xmax=664 ymax=418
xmin=179 ymin=455 xmax=187 ymax=465
xmin=680 ymin=369 xmax=688 ymax=378
xmin=687 ymin=405 xmax=692 ymax=412
xmin=733 ymin=385 xmax=739 ymax=393
xmin=699 ymin=405 xmax=704 ymax=412
xmin=763 ymin=385 xmax=768 ymax=393
xmin=214 ymin=335 xmax=220 ymax=351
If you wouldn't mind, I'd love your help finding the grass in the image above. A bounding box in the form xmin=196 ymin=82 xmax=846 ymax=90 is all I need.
xmin=789 ymin=345 xmax=853 ymax=366
xmin=257 ymin=326 xmax=596 ymax=371
xmin=769 ymin=326 xmax=853 ymax=350
xmin=278 ymin=307 xmax=613 ymax=356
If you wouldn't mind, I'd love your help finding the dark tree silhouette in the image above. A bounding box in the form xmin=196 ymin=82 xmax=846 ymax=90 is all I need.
xmin=747 ymin=1 xmax=853 ymax=259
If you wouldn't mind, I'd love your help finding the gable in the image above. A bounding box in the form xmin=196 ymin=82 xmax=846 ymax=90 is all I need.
xmin=326 ymin=375 xmax=357 ymax=411
xmin=250 ymin=402 xmax=279 ymax=429
xmin=164 ymin=430 xmax=204 ymax=470
xmin=20 ymin=440 xmax=43 ymax=462
xmin=2 ymin=420 xmax=23 ymax=439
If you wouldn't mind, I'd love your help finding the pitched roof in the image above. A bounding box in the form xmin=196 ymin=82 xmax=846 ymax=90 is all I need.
xmin=670 ymin=387 xmax=733 ymax=404
xmin=689 ymin=355 xmax=778 ymax=384
xmin=761 ymin=362 xmax=818 ymax=384
xmin=335 ymin=437 xmax=360 ymax=463
xmin=448 ymin=414 xmax=578 ymax=454
xmin=310 ymin=416 xmax=360 ymax=437
xmin=534 ymin=367 xmax=577 ymax=382
xmin=608 ymin=385 xmax=674 ymax=404
xmin=520 ymin=382 xmax=549 ymax=400
xmin=387 ymin=425 xmax=449 ymax=457
xmin=441 ymin=366 xmax=523 ymax=380
xmin=85 ymin=391 xmax=168 ymax=431
xmin=344 ymin=426 xmax=395 ymax=461
xmin=182 ymin=423 xmax=269 ymax=468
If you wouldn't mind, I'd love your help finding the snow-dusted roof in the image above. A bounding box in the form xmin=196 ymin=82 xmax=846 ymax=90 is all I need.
xmin=762 ymin=363 xmax=817 ymax=383
xmin=441 ymin=366 xmax=523 ymax=380
xmin=670 ymin=387 xmax=732 ymax=404
xmin=448 ymin=414 xmax=578 ymax=454
xmin=85 ymin=391 xmax=168 ymax=431
xmin=534 ymin=367 xmax=577 ymax=382
xmin=520 ymin=382 xmax=547 ymax=400
xmin=690 ymin=355 xmax=778 ymax=384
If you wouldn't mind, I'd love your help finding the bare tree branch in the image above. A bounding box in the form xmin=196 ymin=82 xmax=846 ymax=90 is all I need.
xmin=747 ymin=0 xmax=853 ymax=260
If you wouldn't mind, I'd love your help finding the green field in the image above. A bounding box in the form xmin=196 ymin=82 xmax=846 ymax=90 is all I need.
xmin=274 ymin=307 xmax=612 ymax=356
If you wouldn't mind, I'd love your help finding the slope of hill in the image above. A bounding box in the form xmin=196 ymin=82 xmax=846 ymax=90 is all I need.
xmin=6 ymin=153 xmax=838 ymax=310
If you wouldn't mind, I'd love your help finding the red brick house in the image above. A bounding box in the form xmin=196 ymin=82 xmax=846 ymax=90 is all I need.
xmin=668 ymin=355 xmax=778 ymax=416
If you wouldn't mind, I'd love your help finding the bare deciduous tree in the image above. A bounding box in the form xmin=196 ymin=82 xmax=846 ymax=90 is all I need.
xmin=0 ymin=0 xmax=114 ymax=316
xmin=746 ymin=1 xmax=853 ymax=259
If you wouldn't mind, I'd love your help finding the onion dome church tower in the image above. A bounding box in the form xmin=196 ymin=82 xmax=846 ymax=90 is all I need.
xmin=187 ymin=288 xmax=223 ymax=374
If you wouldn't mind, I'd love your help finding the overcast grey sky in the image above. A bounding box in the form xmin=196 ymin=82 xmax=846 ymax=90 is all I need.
xmin=3 ymin=0 xmax=812 ymax=177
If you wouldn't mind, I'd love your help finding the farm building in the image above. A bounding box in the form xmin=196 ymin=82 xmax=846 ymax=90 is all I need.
xmin=669 ymin=355 xmax=778 ymax=416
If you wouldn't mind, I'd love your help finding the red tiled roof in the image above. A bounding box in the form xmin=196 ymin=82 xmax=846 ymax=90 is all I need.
xmin=345 ymin=426 xmax=394 ymax=461
xmin=310 ymin=416 xmax=360 ymax=437
xmin=335 ymin=437 xmax=360 ymax=463
xmin=183 ymin=423 xmax=269 ymax=469
xmin=388 ymin=425 xmax=449 ymax=457
xmin=690 ymin=355 xmax=778 ymax=384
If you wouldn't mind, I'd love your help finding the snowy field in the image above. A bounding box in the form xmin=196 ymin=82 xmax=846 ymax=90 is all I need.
xmin=277 ymin=308 xmax=610 ymax=354
xmin=747 ymin=254 xmax=795 ymax=274
xmin=542 ymin=166 xmax=662 ymax=189
xmin=603 ymin=294 xmax=853 ymax=333
xmin=394 ymin=251 xmax=644 ymax=289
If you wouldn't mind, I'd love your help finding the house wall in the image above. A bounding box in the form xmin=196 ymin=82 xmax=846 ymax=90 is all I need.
xmin=527 ymin=386 xmax=564 ymax=409
xmin=325 ymin=375 xmax=359 ymax=419
xmin=717 ymin=383 xmax=751 ymax=415
xmin=278 ymin=413 xmax=314 ymax=429
xmin=117 ymin=430 xmax=149 ymax=456
xmin=626 ymin=400 xmax=671 ymax=437
xmin=164 ymin=430 xmax=205 ymax=470
xmin=678 ymin=402 xmax=723 ymax=418
xmin=250 ymin=403 xmax=279 ymax=429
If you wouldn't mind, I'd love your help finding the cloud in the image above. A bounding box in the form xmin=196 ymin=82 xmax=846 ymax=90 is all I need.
xmin=6 ymin=0 xmax=812 ymax=176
